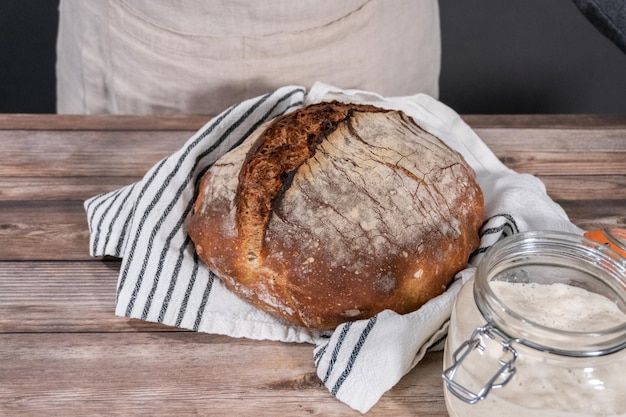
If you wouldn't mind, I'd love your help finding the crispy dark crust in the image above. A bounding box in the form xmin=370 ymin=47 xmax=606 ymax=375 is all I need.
xmin=235 ymin=102 xmax=388 ymax=263
xmin=189 ymin=101 xmax=484 ymax=330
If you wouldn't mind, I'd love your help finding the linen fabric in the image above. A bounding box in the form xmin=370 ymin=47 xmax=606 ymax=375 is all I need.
xmin=56 ymin=0 xmax=440 ymax=115
xmin=85 ymin=83 xmax=581 ymax=413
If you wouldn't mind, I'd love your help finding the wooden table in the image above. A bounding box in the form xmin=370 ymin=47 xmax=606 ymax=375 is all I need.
xmin=1 ymin=114 xmax=625 ymax=416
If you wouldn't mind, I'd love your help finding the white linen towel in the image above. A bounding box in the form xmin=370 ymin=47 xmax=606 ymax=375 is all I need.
xmin=85 ymin=82 xmax=582 ymax=413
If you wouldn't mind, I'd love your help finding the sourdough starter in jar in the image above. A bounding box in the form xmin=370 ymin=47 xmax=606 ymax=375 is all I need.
xmin=443 ymin=231 xmax=626 ymax=417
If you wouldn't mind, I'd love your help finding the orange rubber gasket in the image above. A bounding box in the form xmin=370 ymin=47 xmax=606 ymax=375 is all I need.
xmin=584 ymin=229 xmax=626 ymax=258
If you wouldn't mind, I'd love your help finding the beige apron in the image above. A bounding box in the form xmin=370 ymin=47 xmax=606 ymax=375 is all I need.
xmin=56 ymin=0 xmax=440 ymax=114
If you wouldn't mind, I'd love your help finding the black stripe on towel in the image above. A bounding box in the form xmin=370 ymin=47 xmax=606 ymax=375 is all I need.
xmin=104 ymin=183 xmax=137 ymax=258
xmin=314 ymin=343 xmax=328 ymax=368
xmin=175 ymin=250 xmax=201 ymax=328
xmin=331 ymin=315 xmax=378 ymax=396
xmin=87 ymin=188 xmax=122 ymax=238
xmin=473 ymin=213 xmax=520 ymax=255
xmin=193 ymin=267 xmax=216 ymax=331
xmin=322 ymin=322 xmax=353 ymax=384
xmin=157 ymin=234 xmax=192 ymax=323
xmin=480 ymin=213 xmax=519 ymax=236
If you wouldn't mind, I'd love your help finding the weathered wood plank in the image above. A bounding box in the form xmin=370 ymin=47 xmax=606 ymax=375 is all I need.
xmin=0 ymin=260 xmax=182 ymax=332
xmin=0 ymin=176 xmax=139 ymax=201
xmin=0 ymin=332 xmax=447 ymax=417
xmin=475 ymin=127 xmax=626 ymax=176
xmin=0 ymin=114 xmax=209 ymax=131
xmin=495 ymin=151 xmax=625 ymax=176
xmin=0 ymin=130 xmax=189 ymax=177
xmin=475 ymin=127 xmax=626 ymax=152
xmin=0 ymin=200 xmax=90 ymax=260
xmin=0 ymin=126 xmax=624 ymax=178
xmin=559 ymin=199 xmax=626 ymax=231
xmin=541 ymin=175 xmax=626 ymax=200
xmin=1 ymin=113 xmax=625 ymax=131
xmin=1 ymin=174 xmax=625 ymax=202
xmin=0 ymin=196 xmax=622 ymax=261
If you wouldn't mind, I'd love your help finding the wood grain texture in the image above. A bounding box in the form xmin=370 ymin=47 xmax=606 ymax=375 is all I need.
xmin=475 ymin=128 xmax=626 ymax=176
xmin=1 ymin=113 xmax=625 ymax=130
xmin=0 ymin=197 xmax=622 ymax=262
xmin=0 ymin=130 xmax=189 ymax=177
xmin=0 ymin=200 xmax=90 ymax=260
xmin=0 ymin=113 xmax=208 ymax=131
xmin=541 ymin=175 xmax=626 ymax=200
xmin=0 ymin=114 xmax=624 ymax=417
xmin=0 ymin=176 xmax=140 ymax=201
xmin=0 ymin=332 xmax=447 ymax=417
xmin=0 ymin=261 xmax=142 ymax=333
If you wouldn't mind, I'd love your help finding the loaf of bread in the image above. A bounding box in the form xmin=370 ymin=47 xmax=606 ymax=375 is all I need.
xmin=189 ymin=101 xmax=484 ymax=330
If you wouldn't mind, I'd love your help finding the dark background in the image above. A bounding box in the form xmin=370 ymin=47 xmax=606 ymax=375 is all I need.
xmin=1 ymin=0 xmax=625 ymax=114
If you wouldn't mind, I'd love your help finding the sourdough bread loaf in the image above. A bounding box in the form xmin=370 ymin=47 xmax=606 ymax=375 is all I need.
xmin=188 ymin=101 xmax=484 ymax=330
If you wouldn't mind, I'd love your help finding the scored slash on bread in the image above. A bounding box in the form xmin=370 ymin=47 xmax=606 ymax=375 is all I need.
xmin=236 ymin=102 xmax=389 ymax=268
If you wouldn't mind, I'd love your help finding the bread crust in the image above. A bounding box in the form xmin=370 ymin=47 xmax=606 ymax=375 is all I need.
xmin=189 ymin=101 xmax=484 ymax=330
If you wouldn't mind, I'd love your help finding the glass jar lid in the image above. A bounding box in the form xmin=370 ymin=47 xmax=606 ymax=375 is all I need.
xmin=473 ymin=230 xmax=626 ymax=357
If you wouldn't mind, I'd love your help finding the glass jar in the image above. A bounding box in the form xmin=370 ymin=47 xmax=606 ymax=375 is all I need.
xmin=442 ymin=231 xmax=626 ymax=417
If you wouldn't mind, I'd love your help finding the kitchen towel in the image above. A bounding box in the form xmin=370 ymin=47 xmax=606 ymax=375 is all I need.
xmin=85 ymin=82 xmax=581 ymax=413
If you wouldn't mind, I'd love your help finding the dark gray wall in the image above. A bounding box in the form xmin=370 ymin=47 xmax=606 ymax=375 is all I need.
xmin=0 ymin=0 xmax=58 ymax=113
xmin=1 ymin=0 xmax=625 ymax=114
xmin=438 ymin=0 xmax=626 ymax=114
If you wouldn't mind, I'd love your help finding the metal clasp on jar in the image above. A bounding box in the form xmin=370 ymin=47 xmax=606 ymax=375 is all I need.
xmin=443 ymin=324 xmax=519 ymax=404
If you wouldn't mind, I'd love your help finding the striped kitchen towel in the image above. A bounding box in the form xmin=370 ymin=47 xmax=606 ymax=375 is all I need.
xmin=85 ymin=82 xmax=581 ymax=413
